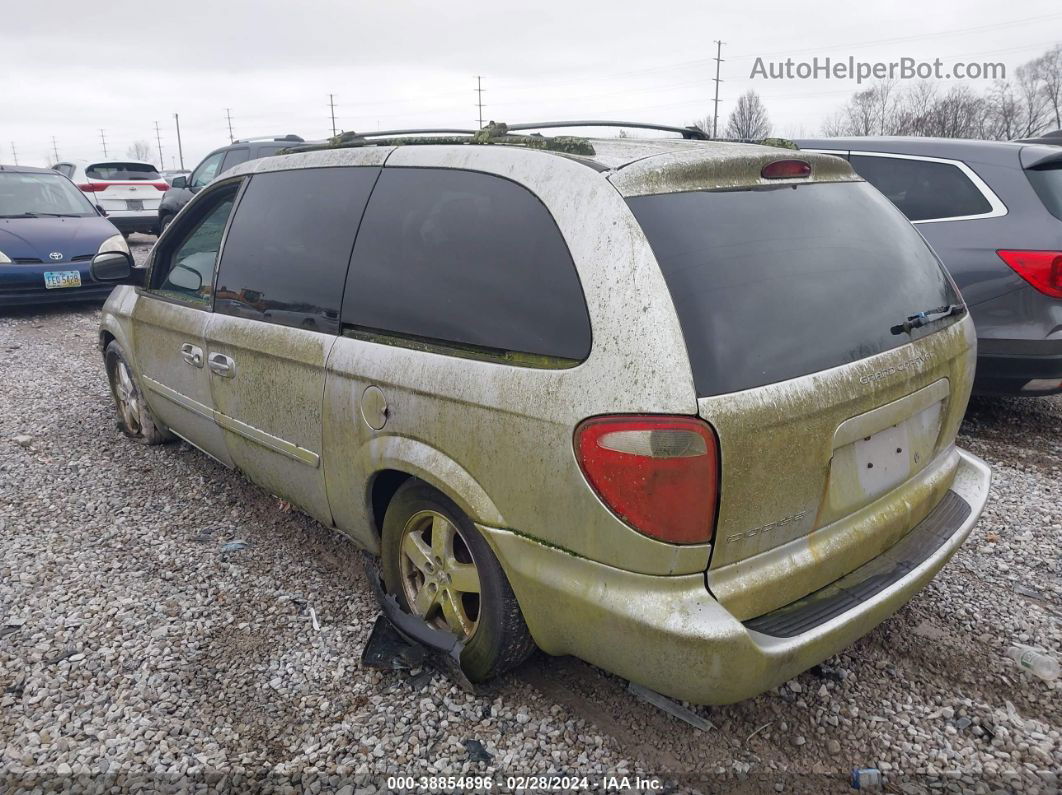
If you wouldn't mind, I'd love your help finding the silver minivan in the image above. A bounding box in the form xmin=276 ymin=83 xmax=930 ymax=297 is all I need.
xmin=93 ymin=125 xmax=991 ymax=704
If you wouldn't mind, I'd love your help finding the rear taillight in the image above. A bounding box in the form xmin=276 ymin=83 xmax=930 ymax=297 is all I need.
xmin=761 ymin=159 xmax=811 ymax=179
xmin=77 ymin=183 xmax=105 ymax=192
xmin=997 ymin=250 xmax=1062 ymax=299
xmin=575 ymin=415 xmax=719 ymax=545
xmin=151 ymin=182 xmax=170 ymax=191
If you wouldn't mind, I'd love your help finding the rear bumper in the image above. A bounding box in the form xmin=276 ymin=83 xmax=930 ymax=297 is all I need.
xmin=104 ymin=212 xmax=159 ymax=234
xmin=483 ymin=448 xmax=990 ymax=705
xmin=974 ymin=338 xmax=1062 ymax=396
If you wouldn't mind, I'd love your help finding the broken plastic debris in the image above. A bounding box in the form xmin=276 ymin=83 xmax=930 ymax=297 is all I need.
xmin=463 ymin=739 xmax=493 ymax=763
xmin=849 ymin=767 xmax=882 ymax=789
xmin=361 ymin=553 xmax=475 ymax=693
xmin=627 ymin=681 xmax=714 ymax=731
xmin=361 ymin=614 xmax=428 ymax=671
xmin=309 ymin=607 xmax=321 ymax=632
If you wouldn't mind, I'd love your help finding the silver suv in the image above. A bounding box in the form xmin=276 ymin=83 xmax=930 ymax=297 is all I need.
xmin=92 ymin=123 xmax=991 ymax=704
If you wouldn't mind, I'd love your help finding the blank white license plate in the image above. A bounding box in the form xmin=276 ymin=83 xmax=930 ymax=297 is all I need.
xmin=43 ymin=270 xmax=82 ymax=289
xmin=126 ymin=199 xmax=144 ymax=210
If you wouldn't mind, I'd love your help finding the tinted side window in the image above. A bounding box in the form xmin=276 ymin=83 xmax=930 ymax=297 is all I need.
xmin=343 ymin=168 xmax=591 ymax=362
xmin=151 ymin=187 xmax=238 ymax=307
xmin=850 ymin=155 xmax=992 ymax=221
xmin=220 ymin=147 xmax=250 ymax=174
xmin=214 ymin=167 xmax=379 ymax=333
xmin=253 ymin=144 xmax=287 ymax=158
xmin=191 ymin=151 xmax=225 ymax=188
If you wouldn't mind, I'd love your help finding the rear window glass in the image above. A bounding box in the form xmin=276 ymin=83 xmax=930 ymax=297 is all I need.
xmin=343 ymin=168 xmax=591 ymax=363
xmin=628 ymin=181 xmax=961 ymax=397
xmin=848 ymin=155 xmax=992 ymax=221
xmin=214 ymin=166 xmax=379 ymax=334
xmin=85 ymin=162 xmax=160 ymax=180
xmin=1026 ymin=164 xmax=1062 ymax=221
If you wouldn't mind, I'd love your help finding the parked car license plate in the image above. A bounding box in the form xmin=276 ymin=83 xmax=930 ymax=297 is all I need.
xmin=43 ymin=270 xmax=82 ymax=289
xmin=127 ymin=199 xmax=144 ymax=210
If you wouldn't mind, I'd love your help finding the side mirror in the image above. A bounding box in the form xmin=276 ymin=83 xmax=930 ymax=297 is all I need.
xmin=171 ymin=175 xmax=188 ymax=189
xmin=96 ymin=205 xmax=107 ymax=216
xmin=90 ymin=251 xmax=143 ymax=286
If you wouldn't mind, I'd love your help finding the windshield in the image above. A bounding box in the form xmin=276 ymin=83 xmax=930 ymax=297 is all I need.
xmin=85 ymin=162 xmax=160 ymax=180
xmin=0 ymin=172 xmax=97 ymax=217
xmin=628 ymin=181 xmax=961 ymax=397
xmin=1026 ymin=164 xmax=1062 ymax=221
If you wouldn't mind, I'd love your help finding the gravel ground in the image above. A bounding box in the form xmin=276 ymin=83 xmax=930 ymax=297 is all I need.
xmin=1 ymin=240 xmax=1060 ymax=793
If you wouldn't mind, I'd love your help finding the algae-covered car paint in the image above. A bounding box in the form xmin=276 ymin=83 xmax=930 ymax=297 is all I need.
xmin=96 ymin=130 xmax=991 ymax=704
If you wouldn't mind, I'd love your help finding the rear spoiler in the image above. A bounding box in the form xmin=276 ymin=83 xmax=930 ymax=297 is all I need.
xmin=1020 ymin=145 xmax=1062 ymax=170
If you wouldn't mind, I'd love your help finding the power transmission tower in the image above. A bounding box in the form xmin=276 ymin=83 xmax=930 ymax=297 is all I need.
xmin=225 ymin=108 xmax=234 ymax=143
xmin=51 ymin=137 xmax=60 ymax=162
xmin=10 ymin=142 xmax=18 ymax=165
xmin=174 ymin=113 xmax=185 ymax=169
xmin=99 ymin=129 xmax=108 ymax=157
xmin=712 ymin=40 xmax=725 ymax=139
xmin=328 ymin=94 xmax=337 ymax=137
xmin=475 ymin=76 xmax=485 ymax=128
xmin=154 ymin=121 xmax=164 ymax=166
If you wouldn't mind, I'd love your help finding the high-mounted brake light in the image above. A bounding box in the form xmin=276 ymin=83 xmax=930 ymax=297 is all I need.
xmin=575 ymin=415 xmax=720 ymax=545
xmin=761 ymin=159 xmax=811 ymax=179
xmin=997 ymin=250 xmax=1062 ymax=299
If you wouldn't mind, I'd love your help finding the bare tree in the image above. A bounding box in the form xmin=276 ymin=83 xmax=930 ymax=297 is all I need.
xmin=822 ymin=44 xmax=1062 ymax=141
xmin=984 ymin=81 xmax=1023 ymax=140
xmin=126 ymin=141 xmax=152 ymax=161
xmin=1033 ymin=44 xmax=1062 ymax=129
xmin=1014 ymin=62 xmax=1051 ymax=137
xmin=725 ymin=91 xmax=771 ymax=139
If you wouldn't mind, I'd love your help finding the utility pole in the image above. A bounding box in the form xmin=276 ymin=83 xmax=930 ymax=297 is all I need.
xmin=99 ymin=129 xmax=108 ymax=157
xmin=712 ymin=40 xmax=725 ymax=139
xmin=474 ymin=76 xmax=485 ymax=129
xmin=10 ymin=142 xmax=18 ymax=165
xmin=51 ymin=137 xmax=60 ymax=162
xmin=154 ymin=121 xmax=164 ymax=166
xmin=174 ymin=113 xmax=185 ymax=170
xmin=328 ymin=94 xmax=337 ymax=137
xmin=225 ymin=108 xmax=234 ymax=143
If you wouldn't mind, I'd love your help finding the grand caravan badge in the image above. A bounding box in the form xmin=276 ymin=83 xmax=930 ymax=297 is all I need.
xmin=859 ymin=352 xmax=933 ymax=385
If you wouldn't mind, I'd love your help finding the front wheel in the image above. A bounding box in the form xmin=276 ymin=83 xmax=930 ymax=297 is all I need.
xmin=104 ymin=341 xmax=172 ymax=445
xmin=381 ymin=480 xmax=535 ymax=681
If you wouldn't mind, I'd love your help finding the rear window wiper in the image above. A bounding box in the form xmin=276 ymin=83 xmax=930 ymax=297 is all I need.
xmin=891 ymin=304 xmax=965 ymax=335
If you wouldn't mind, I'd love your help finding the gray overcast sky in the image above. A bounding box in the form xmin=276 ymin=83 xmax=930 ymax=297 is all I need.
xmin=3 ymin=0 xmax=1060 ymax=168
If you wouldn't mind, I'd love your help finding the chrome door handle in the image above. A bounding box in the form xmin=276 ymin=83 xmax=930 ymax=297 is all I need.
xmin=207 ymin=353 xmax=236 ymax=378
xmin=180 ymin=343 xmax=203 ymax=368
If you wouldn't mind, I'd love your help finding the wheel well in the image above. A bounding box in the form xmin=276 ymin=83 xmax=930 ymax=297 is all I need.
xmin=99 ymin=330 xmax=116 ymax=354
xmin=370 ymin=470 xmax=412 ymax=537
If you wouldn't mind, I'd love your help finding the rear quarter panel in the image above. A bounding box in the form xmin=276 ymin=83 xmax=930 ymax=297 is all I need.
xmin=321 ymin=145 xmax=709 ymax=576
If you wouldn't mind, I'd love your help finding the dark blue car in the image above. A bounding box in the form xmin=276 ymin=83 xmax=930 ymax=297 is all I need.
xmin=0 ymin=164 xmax=127 ymax=307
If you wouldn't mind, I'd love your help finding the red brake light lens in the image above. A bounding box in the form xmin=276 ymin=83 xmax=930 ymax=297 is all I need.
xmin=77 ymin=183 xmax=105 ymax=192
xmin=575 ymin=415 xmax=720 ymax=545
xmin=997 ymin=250 xmax=1062 ymax=299
xmin=761 ymin=159 xmax=811 ymax=179
xmin=151 ymin=181 xmax=170 ymax=191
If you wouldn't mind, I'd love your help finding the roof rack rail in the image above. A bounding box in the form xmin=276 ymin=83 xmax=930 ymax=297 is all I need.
xmin=233 ymin=134 xmax=305 ymax=144
xmin=505 ymin=121 xmax=709 ymax=140
xmin=317 ymin=122 xmax=709 ymax=142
